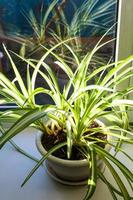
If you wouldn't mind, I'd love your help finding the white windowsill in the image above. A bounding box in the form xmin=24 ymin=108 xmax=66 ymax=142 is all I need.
xmin=0 ymin=127 xmax=132 ymax=200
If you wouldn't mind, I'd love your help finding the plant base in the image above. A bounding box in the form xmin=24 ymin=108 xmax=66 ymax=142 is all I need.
xmin=45 ymin=162 xmax=88 ymax=186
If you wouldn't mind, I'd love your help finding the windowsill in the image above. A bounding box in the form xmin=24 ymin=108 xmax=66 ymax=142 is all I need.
xmin=0 ymin=127 xmax=132 ymax=200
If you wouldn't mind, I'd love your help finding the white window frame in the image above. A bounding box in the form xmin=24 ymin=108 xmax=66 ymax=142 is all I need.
xmin=115 ymin=0 xmax=133 ymax=120
xmin=116 ymin=0 xmax=133 ymax=60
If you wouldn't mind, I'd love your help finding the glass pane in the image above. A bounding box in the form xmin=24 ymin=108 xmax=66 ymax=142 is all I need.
xmin=0 ymin=0 xmax=118 ymax=105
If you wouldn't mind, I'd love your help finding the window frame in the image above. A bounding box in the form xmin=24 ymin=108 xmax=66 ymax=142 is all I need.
xmin=115 ymin=0 xmax=133 ymax=120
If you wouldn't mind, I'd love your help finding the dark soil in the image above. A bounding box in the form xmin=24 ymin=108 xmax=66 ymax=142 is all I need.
xmin=41 ymin=121 xmax=107 ymax=160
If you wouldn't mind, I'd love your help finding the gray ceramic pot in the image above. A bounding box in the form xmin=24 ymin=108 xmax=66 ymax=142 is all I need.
xmin=36 ymin=121 xmax=111 ymax=185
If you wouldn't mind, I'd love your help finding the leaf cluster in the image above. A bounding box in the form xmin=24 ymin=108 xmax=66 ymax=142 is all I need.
xmin=0 ymin=37 xmax=132 ymax=199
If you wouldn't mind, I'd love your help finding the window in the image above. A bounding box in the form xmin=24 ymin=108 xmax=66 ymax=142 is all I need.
xmin=0 ymin=0 xmax=132 ymax=113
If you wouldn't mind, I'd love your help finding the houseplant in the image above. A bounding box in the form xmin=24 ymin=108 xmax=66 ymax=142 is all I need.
xmin=0 ymin=38 xmax=133 ymax=200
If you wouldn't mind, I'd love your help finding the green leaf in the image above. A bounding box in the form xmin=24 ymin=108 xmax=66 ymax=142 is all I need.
xmin=3 ymin=44 xmax=29 ymax=98
xmin=102 ymin=157 xmax=130 ymax=200
xmin=98 ymin=170 xmax=118 ymax=200
xmin=94 ymin=145 xmax=133 ymax=183
xmin=0 ymin=105 xmax=55 ymax=148
xmin=21 ymin=141 xmax=67 ymax=187
xmin=66 ymin=120 xmax=73 ymax=159
xmin=98 ymin=170 xmax=133 ymax=200
xmin=83 ymin=147 xmax=97 ymax=200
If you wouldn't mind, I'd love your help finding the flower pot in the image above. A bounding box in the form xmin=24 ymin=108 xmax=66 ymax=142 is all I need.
xmin=36 ymin=122 xmax=111 ymax=185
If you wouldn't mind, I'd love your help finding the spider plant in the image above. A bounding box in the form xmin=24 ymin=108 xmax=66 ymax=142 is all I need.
xmin=0 ymin=38 xmax=133 ymax=200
